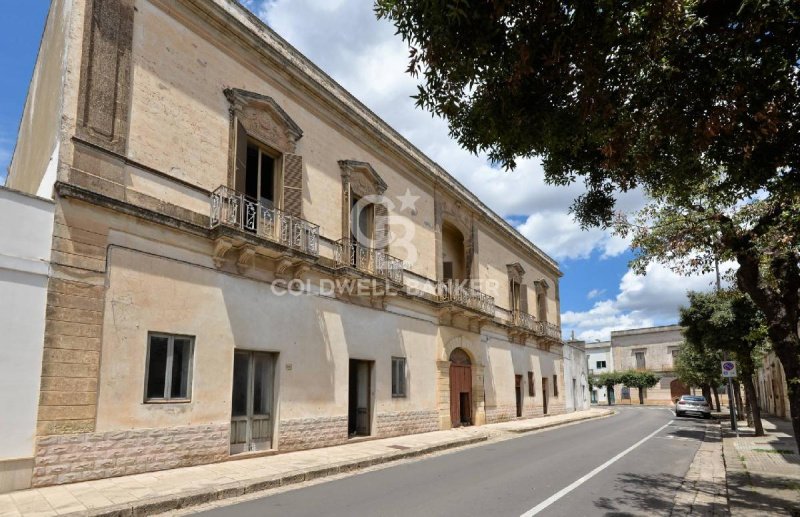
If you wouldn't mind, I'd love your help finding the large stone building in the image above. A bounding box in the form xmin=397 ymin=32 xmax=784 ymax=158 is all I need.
xmin=2 ymin=0 xmax=576 ymax=490
xmin=611 ymin=326 xmax=691 ymax=405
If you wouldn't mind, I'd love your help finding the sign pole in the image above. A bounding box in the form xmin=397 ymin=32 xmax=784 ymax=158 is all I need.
xmin=727 ymin=377 xmax=738 ymax=436
xmin=722 ymin=357 xmax=738 ymax=437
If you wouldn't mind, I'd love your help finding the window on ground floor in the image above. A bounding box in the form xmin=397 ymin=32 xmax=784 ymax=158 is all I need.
xmin=392 ymin=357 xmax=406 ymax=397
xmin=145 ymin=333 xmax=194 ymax=402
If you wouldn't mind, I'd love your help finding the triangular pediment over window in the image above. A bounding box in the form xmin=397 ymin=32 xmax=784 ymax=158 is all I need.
xmin=224 ymin=88 xmax=303 ymax=153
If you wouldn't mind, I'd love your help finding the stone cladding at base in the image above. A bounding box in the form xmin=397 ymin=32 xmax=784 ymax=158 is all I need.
xmin=374 ymin=410 xmax=440 ymax=438
xmin=32 ymin=423 xmax=229 ymax=487
xmin=278 ymin=416 xmax=348 ymax=451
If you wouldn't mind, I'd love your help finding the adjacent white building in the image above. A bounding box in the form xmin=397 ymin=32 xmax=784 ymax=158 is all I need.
xmin=564 ymin=340 xmax=590 ymax=412
xmin=0 ymin=187 xmax=54 ymax=493
xmin=586 ymin=340 xmax=612 ymax=404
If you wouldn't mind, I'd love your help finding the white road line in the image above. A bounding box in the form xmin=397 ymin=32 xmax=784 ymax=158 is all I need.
xmin=519 ymin=420 xmax=674 ymax=517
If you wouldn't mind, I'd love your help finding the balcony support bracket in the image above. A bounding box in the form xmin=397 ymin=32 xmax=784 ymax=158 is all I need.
xmin=213 ymin=237 xmax=234 ymax=268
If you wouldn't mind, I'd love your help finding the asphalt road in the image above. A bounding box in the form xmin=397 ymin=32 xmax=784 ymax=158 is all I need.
xmin=198 ymin=406 xmax=713 ymax=517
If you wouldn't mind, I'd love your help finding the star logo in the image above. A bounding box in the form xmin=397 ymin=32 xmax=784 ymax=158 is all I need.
xmin=396 ymin=188 xmax=420 ymax=212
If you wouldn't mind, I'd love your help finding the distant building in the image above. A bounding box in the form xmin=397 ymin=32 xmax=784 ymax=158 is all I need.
xmin=610 ymin=325 xmax=689 ymax=405
xmin=563 ymin=340 xmax=591 ymax=412
xmin=585 ymin=340 xmax=611 ymax=404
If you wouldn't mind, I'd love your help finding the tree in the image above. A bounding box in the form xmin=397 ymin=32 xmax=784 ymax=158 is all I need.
xmin=590 ymin=371 xmax=622 ymax=406
xmin=619 ymin=370 xmax=660 ymax=405
xmin=674 ymin=341 xmax=723 ymax=410
xmin=377 ymin=0 xmax=800 ymax=449
xmin=680 ymin=290 xmax=768 ymax=435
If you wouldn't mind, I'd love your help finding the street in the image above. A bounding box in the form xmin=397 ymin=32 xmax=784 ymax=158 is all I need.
xmin=197 ymin=407 xmax=714 ymax=517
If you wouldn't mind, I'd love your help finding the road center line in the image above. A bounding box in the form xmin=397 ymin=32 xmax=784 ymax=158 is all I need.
xmin=519 ymin=420 xmax=674 ymax=517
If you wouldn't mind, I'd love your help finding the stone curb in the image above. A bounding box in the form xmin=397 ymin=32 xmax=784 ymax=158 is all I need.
xmin=503 ymin=410 xmax=615 ymax=433
xmin=62 ymin=435 xmax=488 ymax=517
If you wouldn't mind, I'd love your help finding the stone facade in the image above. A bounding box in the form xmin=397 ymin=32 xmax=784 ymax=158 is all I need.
xmin=32 ymin=423 xmax=228 ymax=487
xmin=278 ymin=417 xmax=349 ymax=452
xmin=3 ymin=0 xmax=576 ymax=489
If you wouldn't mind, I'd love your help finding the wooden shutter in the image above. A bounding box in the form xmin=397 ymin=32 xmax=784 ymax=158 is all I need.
xmin=519 ymin=283 xmax=529 ymax=314
xmin=373 ymin=202 xmax=388 ymax=249
xmin=282 ymin=153 xmax=303 ymax=217
xmin=234 ymin=121 xmax=248 ymax=193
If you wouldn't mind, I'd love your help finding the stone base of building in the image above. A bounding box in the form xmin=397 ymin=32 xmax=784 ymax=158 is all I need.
xmin=375 ymin=410 xmax=440 ymax=438
xmin=277 ymin=416 xmax=349 ymax=451
xmin=32 ymin=423 xmax=229 ymax=487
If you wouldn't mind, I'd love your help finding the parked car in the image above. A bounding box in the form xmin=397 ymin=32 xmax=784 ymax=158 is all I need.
xmin=675 ymin=395 xmax=712 ymax=418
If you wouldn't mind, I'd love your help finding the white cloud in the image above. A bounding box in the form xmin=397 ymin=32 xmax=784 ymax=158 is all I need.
xmin=247 ymin=0 xmax=645 ymax=263
xmin=562 ymin=262 xmax=735 ymax=342
xmin=587 ymin=288 xmax=606 ymax=300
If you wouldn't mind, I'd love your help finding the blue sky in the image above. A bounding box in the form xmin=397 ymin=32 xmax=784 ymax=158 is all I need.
xmin=0 ymin=1 xmax=722 ymax=340
xmin=0 ymin=1 xmax=50 ymax=184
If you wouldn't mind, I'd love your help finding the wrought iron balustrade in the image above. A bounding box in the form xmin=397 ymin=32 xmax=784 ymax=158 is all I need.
xmin=210 ymin=186 xmax=319 ymax=256
xmin=437 ymin=281 xmax=495 ymax=316
xmin=512 ymin=310 xmax=537 ymax=332
xmin=512 ymin=311 xmax=563 ymax=342
xmin=334 ymin=239 xmax=404 ymax=283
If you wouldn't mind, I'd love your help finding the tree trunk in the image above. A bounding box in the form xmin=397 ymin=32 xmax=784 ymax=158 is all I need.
xmin=702 ymin=384 xmax=712 ymax=404
xmin=712 ymin=385 xmax=721 ymax=412
xmin=734 ymin=381 xmax=744 ymax=420
xmin=638 ymin=387 xmax=644 ymax=405
xmin=607 ymin=386 xmax=614 ymax=406
xmin=743 ymin=374 xmax=764 ymax=436
xmin=732 ymin=245 xmax=799 ymax=452
xmin=743 ymin=383 xmax=754 ymax=427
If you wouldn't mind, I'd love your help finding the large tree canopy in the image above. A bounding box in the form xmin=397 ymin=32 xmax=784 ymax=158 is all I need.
xmin=376 ymin=0 xmax=799 ymax=224
xmin=378 ymin=0 xmax=800 ymax=446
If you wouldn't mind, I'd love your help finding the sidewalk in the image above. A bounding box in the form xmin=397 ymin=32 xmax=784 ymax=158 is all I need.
xmin=0 ymin=408 xmax=611 ymax=516
xmin=670 ymin=420 xmax=728 ymax=516
xmin=722 ymin=416 xmax=800 ymax=516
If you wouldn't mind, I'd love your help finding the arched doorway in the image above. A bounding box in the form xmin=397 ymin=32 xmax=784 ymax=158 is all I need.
xmin=449 ymin=348 xmax=472 ymax=427
xmin=670 ymin=379 xmax=690 ymax=401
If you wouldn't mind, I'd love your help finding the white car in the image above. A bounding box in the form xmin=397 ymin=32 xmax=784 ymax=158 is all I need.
xmin=675 ymin=395 xmax=712 ymax=418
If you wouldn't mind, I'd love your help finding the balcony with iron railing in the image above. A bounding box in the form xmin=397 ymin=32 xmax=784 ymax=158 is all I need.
xmin=334 ymin=239 xmax=404 ymax=284
xmin=210 ymin=185 xmax=319 ymax=256
xmin=436 ymin=280 xmax=495 ymax=317
xmin=512 ymin=311 xmax=563 ymax=342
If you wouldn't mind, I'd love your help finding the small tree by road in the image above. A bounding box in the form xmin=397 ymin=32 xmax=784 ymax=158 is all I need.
xmin=590 ymin=372 xmax=622 ymax=406
xmin=619 ymin=370 xmax=661 ymax=405
xmin=674 ymin=341 xmax=723 ymax=410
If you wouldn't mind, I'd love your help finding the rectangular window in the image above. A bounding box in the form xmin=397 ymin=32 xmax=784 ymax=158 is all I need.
xmin=671 ymin=349 xmax=679 ymax=365
xmin=635 ymin=351 xmax=646 ymax=369
xmin=391 ymin=357 xmax=406 ymax=397
xmin=528 ymin=372 xmax=535 ymax=397
xmin=596 ymin=360 xmax=607 ymax=369
xmin=553 ymin=375 xmax=559 ymax=397
xmin=145 ymin=333 xmax=194 ymax=402
xmin=245 ymin=142 xmax=276 ymax=206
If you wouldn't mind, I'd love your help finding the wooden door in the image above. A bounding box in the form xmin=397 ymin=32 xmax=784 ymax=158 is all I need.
xmin=230 ymin=351 xmax=275 ymax=454
xmin=515 ymin=375 xmax=523 ymax=417
xmin=348 ymin=360 xmax=372 ymax=436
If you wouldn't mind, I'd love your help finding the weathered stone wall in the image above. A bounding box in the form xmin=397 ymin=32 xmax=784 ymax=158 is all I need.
xmin=38 ymin=200 xmax=109 ymax=437
xmin=375 ymin=411 xmax=440 ymax=438
xmin=32 ymin=423 xmax=228 ymax=487
xmin=277 ymin=417 xmax=348 ymax=451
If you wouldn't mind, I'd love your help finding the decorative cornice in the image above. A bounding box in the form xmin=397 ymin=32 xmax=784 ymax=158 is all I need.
xmin=338 ymin=160 xmax=388 ymax=194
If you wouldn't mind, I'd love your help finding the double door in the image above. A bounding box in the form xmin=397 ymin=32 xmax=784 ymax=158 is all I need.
xmin=231 ymin=351 xmax=276 ymax=454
